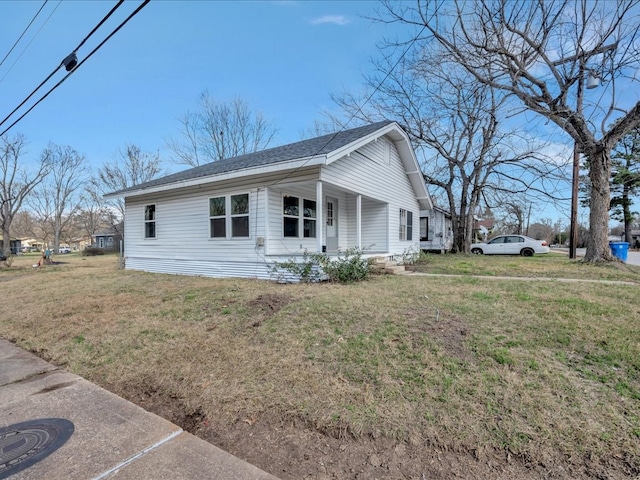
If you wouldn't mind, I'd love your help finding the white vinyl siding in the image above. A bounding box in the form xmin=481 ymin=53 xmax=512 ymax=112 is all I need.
xmin=321 ymin=138 xmax=420 ymax=253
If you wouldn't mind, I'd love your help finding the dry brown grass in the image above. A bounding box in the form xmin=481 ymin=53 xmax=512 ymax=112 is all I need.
xmin=1 ymin=253 xmax=639 ymax=476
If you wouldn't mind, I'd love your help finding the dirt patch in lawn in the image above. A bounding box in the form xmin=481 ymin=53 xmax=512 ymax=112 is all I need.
xmin=106 ymin=376 xmax=632 ymax=479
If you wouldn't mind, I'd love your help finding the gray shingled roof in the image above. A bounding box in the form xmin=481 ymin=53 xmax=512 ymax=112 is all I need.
xmin=108 ymin=120 xmax=395 ymax=196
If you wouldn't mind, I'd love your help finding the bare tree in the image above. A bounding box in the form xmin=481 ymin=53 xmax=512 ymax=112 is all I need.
xmin=89 ymin=144 xmax=163 ymax=233
xmin=528 ymin=218 xmax=560 ymax=243
xmin=166 ymin=93 xmax=278 ymax=167
xmin=0 ymin=134 xmax=50 ymax=257
xmin=331 ymin=50 xmax=562 ymax=252
xmin=380 ymin=0 xmax=640 ymax=261
xmin=29 ymin=144 xmax=87 ymax=252
xmin=76 ymin=191 xmax=112 ymax=240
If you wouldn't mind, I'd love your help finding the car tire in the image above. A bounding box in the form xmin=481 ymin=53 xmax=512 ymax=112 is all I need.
xmin=471 ymin=248 xmax=483 ymax=255
xmin=521 ymin=248 xmax=534 ymax=257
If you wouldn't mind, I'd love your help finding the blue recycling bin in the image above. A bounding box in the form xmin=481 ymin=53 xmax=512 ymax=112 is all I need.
xmin=609 ymin=242 xmax=629 ymax=262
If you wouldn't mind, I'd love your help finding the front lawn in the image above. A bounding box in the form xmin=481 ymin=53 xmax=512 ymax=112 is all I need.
xmin=1 ymin=253 xmax=638 ymax=478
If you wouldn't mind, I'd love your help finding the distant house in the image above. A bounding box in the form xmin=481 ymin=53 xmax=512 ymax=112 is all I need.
xmin=0 ymin=235 xmax=22 ymax=254
xmin=93 ymin=227 xmax=123 ymax=252
xmin=420 ymin=206 xmax=453 ymax=253
xmin=105 ymin=121 xmax=434 ymax=280
xmin=70 ymin=235 xmax=93 ymax=251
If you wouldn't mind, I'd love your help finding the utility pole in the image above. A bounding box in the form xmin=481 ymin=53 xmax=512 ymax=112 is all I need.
xmin=552 ymin=43 xmax=617 ymax=259
xmin=569 ymin=64 xmax=584 ymax=259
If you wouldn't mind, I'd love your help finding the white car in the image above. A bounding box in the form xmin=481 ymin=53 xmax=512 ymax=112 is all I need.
xmin=58 ymin=247 xmax=71 ymax=254
xmin=470 ymin=235 xmax=550 ymax=257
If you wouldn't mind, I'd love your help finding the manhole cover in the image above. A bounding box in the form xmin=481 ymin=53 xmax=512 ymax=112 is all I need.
xmin=0 ymin=418 xmax=74 ymax=479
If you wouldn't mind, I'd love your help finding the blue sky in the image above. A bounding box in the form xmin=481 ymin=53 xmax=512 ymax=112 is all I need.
xmin=0 ymin=0 xmax=402 ymax=170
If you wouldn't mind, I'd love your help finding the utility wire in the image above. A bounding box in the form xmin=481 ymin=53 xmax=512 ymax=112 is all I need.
xmin=0 ymin=0 xmax=48 ymax=69
xmin=0 ymin=0 xmax=125 ymax=132
xmin=0 ymin=0 xmax=151 ymax=138
xmin=0 ymin=1 xmax=62 ymax=85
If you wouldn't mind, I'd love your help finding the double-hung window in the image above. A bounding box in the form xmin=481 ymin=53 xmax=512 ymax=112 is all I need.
xmin=144 ymin=204 xmax=156 ymax=238
xmin=209 ymin=193 xmax=250 ymax=238
xmin=283 ymin=195 xmax=316 ymax=238
xmin=399 ymin=209 xmax=413 ymax=241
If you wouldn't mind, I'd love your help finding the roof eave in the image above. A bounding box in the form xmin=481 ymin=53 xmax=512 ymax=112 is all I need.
xmin=104 ymin=155 xmax=327 ymax=199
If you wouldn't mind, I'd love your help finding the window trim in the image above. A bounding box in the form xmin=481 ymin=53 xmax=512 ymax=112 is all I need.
xmin=209 ymin=193 xmax=250 ymax=239
xmin=144 ymin=204 xmax=156 ymax=239
xmin=283 ymin=194 xmax=317 ymax=238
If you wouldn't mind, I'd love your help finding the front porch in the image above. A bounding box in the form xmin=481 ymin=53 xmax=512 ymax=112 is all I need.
xmin=263 ymin=180 xmax=391 ymax=258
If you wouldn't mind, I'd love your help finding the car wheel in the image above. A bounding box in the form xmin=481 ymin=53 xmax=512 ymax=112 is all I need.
xmin=521 ymin=248 xmax=534 ymax=257
xmin=471 ymin=248 xmax=483 ymax=255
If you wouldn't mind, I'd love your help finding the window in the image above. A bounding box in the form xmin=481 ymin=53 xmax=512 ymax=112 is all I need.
xmin=144 ymin=204 xmax=156 ymax=238
xmin=209 ymin=193 xmax=250 ymax=239
xmin=231 ymin=194 xmax=249 ymax=237
xmin=399 ymin=209 xmax=413 ymax=241
xmin=420 ymin=217 xmax=429 ymax=241
xmin=283 ymin=195 xmax=316 ymax=238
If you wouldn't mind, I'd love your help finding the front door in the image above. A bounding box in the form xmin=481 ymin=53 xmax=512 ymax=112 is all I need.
xmin=326 ymin=197 xmax=338 ymax=253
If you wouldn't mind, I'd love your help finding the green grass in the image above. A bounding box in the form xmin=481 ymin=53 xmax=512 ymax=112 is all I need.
xmin=415 ymin=251 xmax=640 ymax=282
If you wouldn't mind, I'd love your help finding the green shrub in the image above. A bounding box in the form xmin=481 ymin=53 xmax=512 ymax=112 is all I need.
xmin=83 ymin=246 xmax=105 ymax=256
xmin=270 ymin=247 xmax=370 ymax=283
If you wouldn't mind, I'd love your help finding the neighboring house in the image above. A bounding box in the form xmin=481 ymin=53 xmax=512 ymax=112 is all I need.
xmin=473 ymin=217 xmax=495 ymax=242
xmin=93 ymin=227 xmax=123 ymax=252
xmin=420 ymin=206 xmax=453 ymax=253
xmin=70 ymin=236 xmax=93 ymax=251
xmin=106 ymin=121 xmax=433 ymax=280
xmin=0 ymin=235 xmax=22 ymax=254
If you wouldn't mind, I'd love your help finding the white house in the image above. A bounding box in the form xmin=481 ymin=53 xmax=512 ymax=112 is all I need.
xmin=420 ymin=206 xmax=453 ymax=253
xmin=106 ymin=121 xmax=433 ymax=280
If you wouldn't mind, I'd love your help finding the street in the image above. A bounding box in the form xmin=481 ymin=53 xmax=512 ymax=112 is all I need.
xmin=558 ymin=247 xmax=640 ymax=266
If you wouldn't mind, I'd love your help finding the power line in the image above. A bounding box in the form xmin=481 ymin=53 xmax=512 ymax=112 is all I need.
xmin=0 ymin=0 xmax=126 ymax=133
xmin=0 ymin=1 xmax=62 ymax=86
xmin=0 ymin=0 xmax=48 ymax=69
xmin=0 ymin=0 xmax=151 ymax=138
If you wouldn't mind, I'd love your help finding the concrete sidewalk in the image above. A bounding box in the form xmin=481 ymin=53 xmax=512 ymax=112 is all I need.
xmin=0 ymin=339 xmax=279 ymax=480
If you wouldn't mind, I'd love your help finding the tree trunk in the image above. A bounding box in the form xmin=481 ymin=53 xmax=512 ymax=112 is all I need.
xmin=584 ymin=149 xmax=615 ymax=262
xmin=2 ymin=224 xmax=11 ymax=256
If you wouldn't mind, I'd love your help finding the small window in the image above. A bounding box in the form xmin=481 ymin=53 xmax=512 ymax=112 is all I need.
xmin=144 ymin=204 xmax=156 ymax=238
xmin=399 ymin=209 xmax=413 ymax=241
xmin=283 ymin=195 xmax=316 ymax=238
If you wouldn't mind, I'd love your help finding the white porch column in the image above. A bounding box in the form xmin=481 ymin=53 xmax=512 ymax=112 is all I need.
xmin=263 ymin=187 xmax=269 ymax=256
xmin=356 ymin=194 xmax=362 ymax=249
xmin=316 ymin=181 xmax=323 ymax=252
